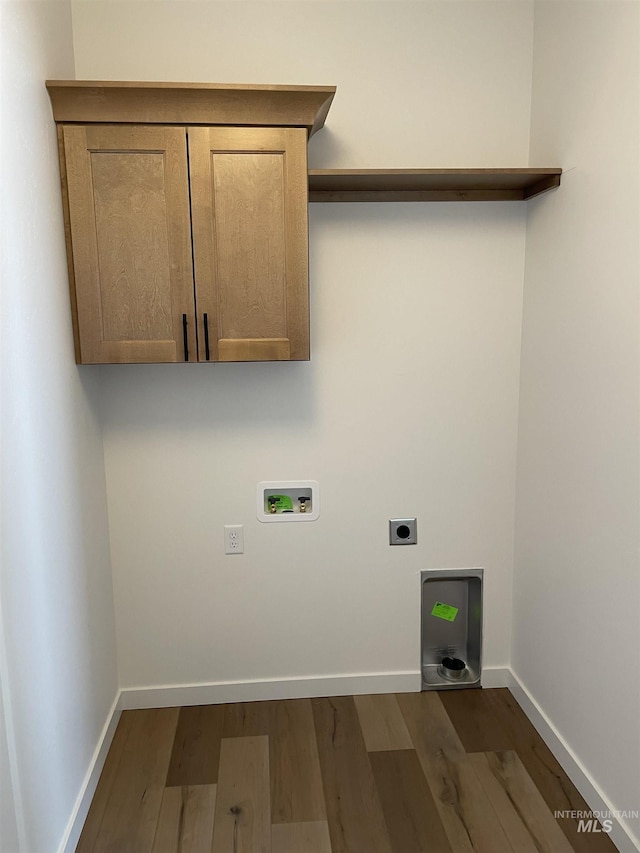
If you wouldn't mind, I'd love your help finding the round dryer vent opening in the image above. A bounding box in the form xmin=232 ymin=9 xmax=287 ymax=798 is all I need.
xmin=438 ymin=656 xmax=467 ymax=680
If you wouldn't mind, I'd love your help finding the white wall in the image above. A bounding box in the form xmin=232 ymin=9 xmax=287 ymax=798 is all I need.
xmin=0 ymin=2 xmax=118 ymax=850
xmin=72 ymin=0 xmax=534 ymax=168
xmin=515 ymin=0 xmax=640 ymax=846
xmin=0 ymin=668 xmax=19 ymax=853
xmin=73 ymin=0 xmax=533 ymax=691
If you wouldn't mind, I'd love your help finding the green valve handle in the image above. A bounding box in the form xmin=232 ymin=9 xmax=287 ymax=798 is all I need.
xmin=267 ymin=494 xmax=293 ymax=512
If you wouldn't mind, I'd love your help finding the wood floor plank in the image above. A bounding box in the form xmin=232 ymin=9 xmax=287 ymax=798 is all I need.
xmin=354 ymin=694 xmax=413 ymax=752
xmin=312 ymin=696 xmax=393 ymax=853
xmin=76 ymin=711 xmax=134 ymax=853
xmin=91 ymin=707 xmax=180 ymax=853
xmin=269 ymin=699 xmax=326 ymax=823
xmin=222 ymin=700 xmax=272 ymax=739
xmin=439 ymin=687 xmax=515 ymax=752
xmin=271 ymin=820 xmax=332 ymax=853
xmin=166 ymin=705 xmax=224 ymax=787
xmin=223 ymin=699 xmax=325 ymax=823
xmin=471 ymin=751 xmax=574 ymax=853
xmin=211 ymin=735 xmax=271 ymax=853
xmin=486 ymin=689 xmax=617 ymax=853
xmin=370 ymin=749 xmax=453 ymax=853
xmin=151 ymin=785 xmax=216 ymax=853
xmin=397 ymin=692 xmax=513 ymax=853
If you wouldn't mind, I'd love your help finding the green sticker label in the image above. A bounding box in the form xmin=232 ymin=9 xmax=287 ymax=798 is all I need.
xmin=431 ymin=602 xmax=459 ymax=622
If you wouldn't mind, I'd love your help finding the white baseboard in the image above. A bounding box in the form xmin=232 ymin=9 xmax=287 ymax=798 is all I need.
xmin=508 ymin=669 xmax=640 ymax=853
xmin=120 ymin=670 xmax=422 ymax=710
xmin=480 ymin=666 xmax=510 ymax=688
xmin=59 ymin=693 xmax=123 ymax=853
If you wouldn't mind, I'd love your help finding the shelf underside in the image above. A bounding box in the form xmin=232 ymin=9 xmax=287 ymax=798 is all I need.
xmin=308 ymin=168 xmax=561 ymax=202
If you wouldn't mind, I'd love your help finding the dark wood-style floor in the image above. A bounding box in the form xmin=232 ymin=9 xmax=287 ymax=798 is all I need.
xmin=77 ymin=688 xmax=618 ymax=852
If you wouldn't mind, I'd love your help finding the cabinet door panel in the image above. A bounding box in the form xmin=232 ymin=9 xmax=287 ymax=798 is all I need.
xmin=62 ymin=125 xmax=196 ymax=363
xmin=189 ymin=127 xmax=309 ymax=362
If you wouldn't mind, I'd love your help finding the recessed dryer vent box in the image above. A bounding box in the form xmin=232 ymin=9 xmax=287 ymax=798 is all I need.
xmin=421 ymin=568 xmax=483 ymax=690
xmin=257 ymin=480 xmax=319 ymax=522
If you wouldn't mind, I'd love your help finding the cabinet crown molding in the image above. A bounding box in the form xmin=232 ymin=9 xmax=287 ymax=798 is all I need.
xmin=45 ymin=80 xmax=337 ymax=137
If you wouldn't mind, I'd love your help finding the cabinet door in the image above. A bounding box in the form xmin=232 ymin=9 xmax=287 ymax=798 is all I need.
xmin=62 ymin=125 xmax=196 ymax=363
xmin=188 ymin=126 xmax=309 ymax=362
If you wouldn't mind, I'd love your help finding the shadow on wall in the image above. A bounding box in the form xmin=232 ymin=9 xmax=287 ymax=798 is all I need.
xmin=96 ymin=360 xmax=318 ymax=432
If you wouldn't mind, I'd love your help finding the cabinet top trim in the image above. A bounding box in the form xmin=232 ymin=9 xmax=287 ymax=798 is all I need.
xmin=45 ymin=81 xmax=337 ymax=137
xmin=308 ymin=168 xmax=562 ymax=201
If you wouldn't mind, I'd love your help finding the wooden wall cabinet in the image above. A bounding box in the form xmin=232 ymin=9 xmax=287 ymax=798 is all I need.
xmin=47 ymin=82 xmax=336 ymax=364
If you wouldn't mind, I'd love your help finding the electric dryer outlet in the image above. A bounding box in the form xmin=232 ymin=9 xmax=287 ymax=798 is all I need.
xmin=389 ymin=518 xmax=417 ymax=545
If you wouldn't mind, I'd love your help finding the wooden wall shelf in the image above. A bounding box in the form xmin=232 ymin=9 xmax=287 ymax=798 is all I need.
xmin=308 ymin=168 xmax=561 ymax=202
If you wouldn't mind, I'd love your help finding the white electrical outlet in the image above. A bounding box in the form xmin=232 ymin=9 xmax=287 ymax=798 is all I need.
xmin=224 ymin=524 xmax=244 ymax=555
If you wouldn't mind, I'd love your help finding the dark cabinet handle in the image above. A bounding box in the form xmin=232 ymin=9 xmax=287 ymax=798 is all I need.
xmin=182 ymin=314 xmax=189 ymax=361
xmin=203 ymin=313 xmax=210 ymax=361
